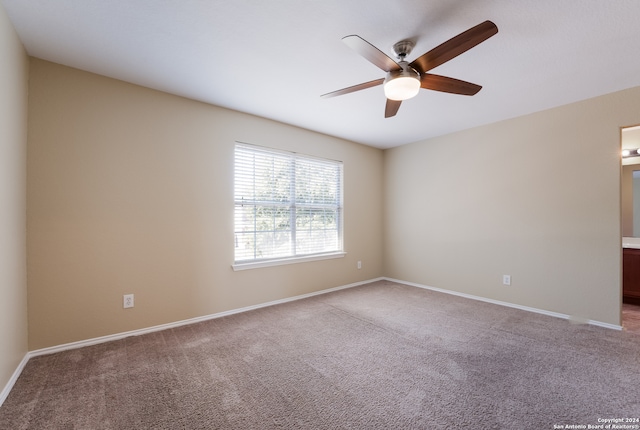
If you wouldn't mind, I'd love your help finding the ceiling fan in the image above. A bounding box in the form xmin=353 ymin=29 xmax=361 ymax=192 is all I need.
xmin=321 ymin=20 xmax=498 ymax=118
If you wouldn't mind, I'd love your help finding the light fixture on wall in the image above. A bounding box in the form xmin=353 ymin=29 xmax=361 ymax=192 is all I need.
xmin=622 ymin=148 xmax=640 ymax=158
xmin=383 ymin=65 xmax=421 ymax=101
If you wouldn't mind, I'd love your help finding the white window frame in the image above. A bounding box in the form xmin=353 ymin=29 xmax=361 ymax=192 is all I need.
xmin=232 ymin=143 xmax=345 ymax=271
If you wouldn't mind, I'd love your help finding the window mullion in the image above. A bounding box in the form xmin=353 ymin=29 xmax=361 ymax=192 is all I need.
xmin=252 ymin=153 xmax=258 ymax=260
xmin=290 ymin=156 xmax=296 ymax=256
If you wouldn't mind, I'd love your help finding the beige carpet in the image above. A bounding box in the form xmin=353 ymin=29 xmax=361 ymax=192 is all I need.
xmin=1 ymin=280 xmax=639 ymax=429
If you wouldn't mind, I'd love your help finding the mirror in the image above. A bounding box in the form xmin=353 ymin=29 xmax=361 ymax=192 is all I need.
xmin=621 ymin=126 xmax=640 ymax=237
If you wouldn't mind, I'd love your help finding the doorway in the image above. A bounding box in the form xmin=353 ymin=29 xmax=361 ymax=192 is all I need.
xmin=621 ymin=125 xmax=640 ymax=333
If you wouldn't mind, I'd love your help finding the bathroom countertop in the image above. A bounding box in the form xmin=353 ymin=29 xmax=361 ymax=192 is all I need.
xmin=623 ymin=237 xmax=640 ymax=248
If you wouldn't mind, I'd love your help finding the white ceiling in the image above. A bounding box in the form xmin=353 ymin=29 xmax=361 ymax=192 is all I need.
xmin=3 ymin=0 xmax=640 ymax=149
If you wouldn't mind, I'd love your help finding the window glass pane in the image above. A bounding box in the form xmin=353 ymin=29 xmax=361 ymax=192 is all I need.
xmin=296 ymin=207 xmax=339 ymax=255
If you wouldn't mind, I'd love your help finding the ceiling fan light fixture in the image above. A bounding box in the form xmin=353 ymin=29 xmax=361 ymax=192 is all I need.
xmin=384 ymin=67 xmax=420 ymax=101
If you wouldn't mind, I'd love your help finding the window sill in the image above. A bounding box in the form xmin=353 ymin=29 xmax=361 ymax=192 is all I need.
xmin=232 ymin=252 xmax=346 ymax=271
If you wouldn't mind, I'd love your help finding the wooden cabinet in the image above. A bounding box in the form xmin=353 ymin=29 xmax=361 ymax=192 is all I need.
xmin=623 ymin=248 xmax=640 ymax=305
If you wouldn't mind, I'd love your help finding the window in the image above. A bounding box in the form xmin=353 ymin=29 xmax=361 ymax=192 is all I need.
xmin=233 ymin=143 xmax=344 ymax=269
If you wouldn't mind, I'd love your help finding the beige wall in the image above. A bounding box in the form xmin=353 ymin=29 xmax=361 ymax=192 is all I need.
xmin=0 ymin=4 xmax=28 ymax=393
xmin=27 ymin=59 xmax=384 ymax=350
xmin=384 ymin=87 xmax=640 ymax=326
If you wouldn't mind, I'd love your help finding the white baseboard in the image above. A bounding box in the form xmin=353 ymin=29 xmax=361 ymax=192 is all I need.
xmin=0 ymin=353 xmax=29 ymax=408
xmin=384 ymin=277 xmax=623 ymax=331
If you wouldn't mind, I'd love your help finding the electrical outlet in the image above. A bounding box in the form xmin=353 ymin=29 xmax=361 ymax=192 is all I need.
xmin=123 ymin=294 xmax=134 ymax=309
xmin=503 ymin=275 xmax=511 ymax=286
xmin=357 ymin=260 xmax=362 ymax=269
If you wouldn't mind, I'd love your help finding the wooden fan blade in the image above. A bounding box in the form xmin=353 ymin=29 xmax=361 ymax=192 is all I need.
xmin=420 ymin=74 xmax=482 ymax=95
xmin=320 ymin=78 xmax=384 ymax=98
xmin=385 ymin=99 xmax=402 ymax=118
xmin=342 ymin=35 xmax=401 ymax=72
xmin=409 ymin=20 xmax=498 ymax=74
